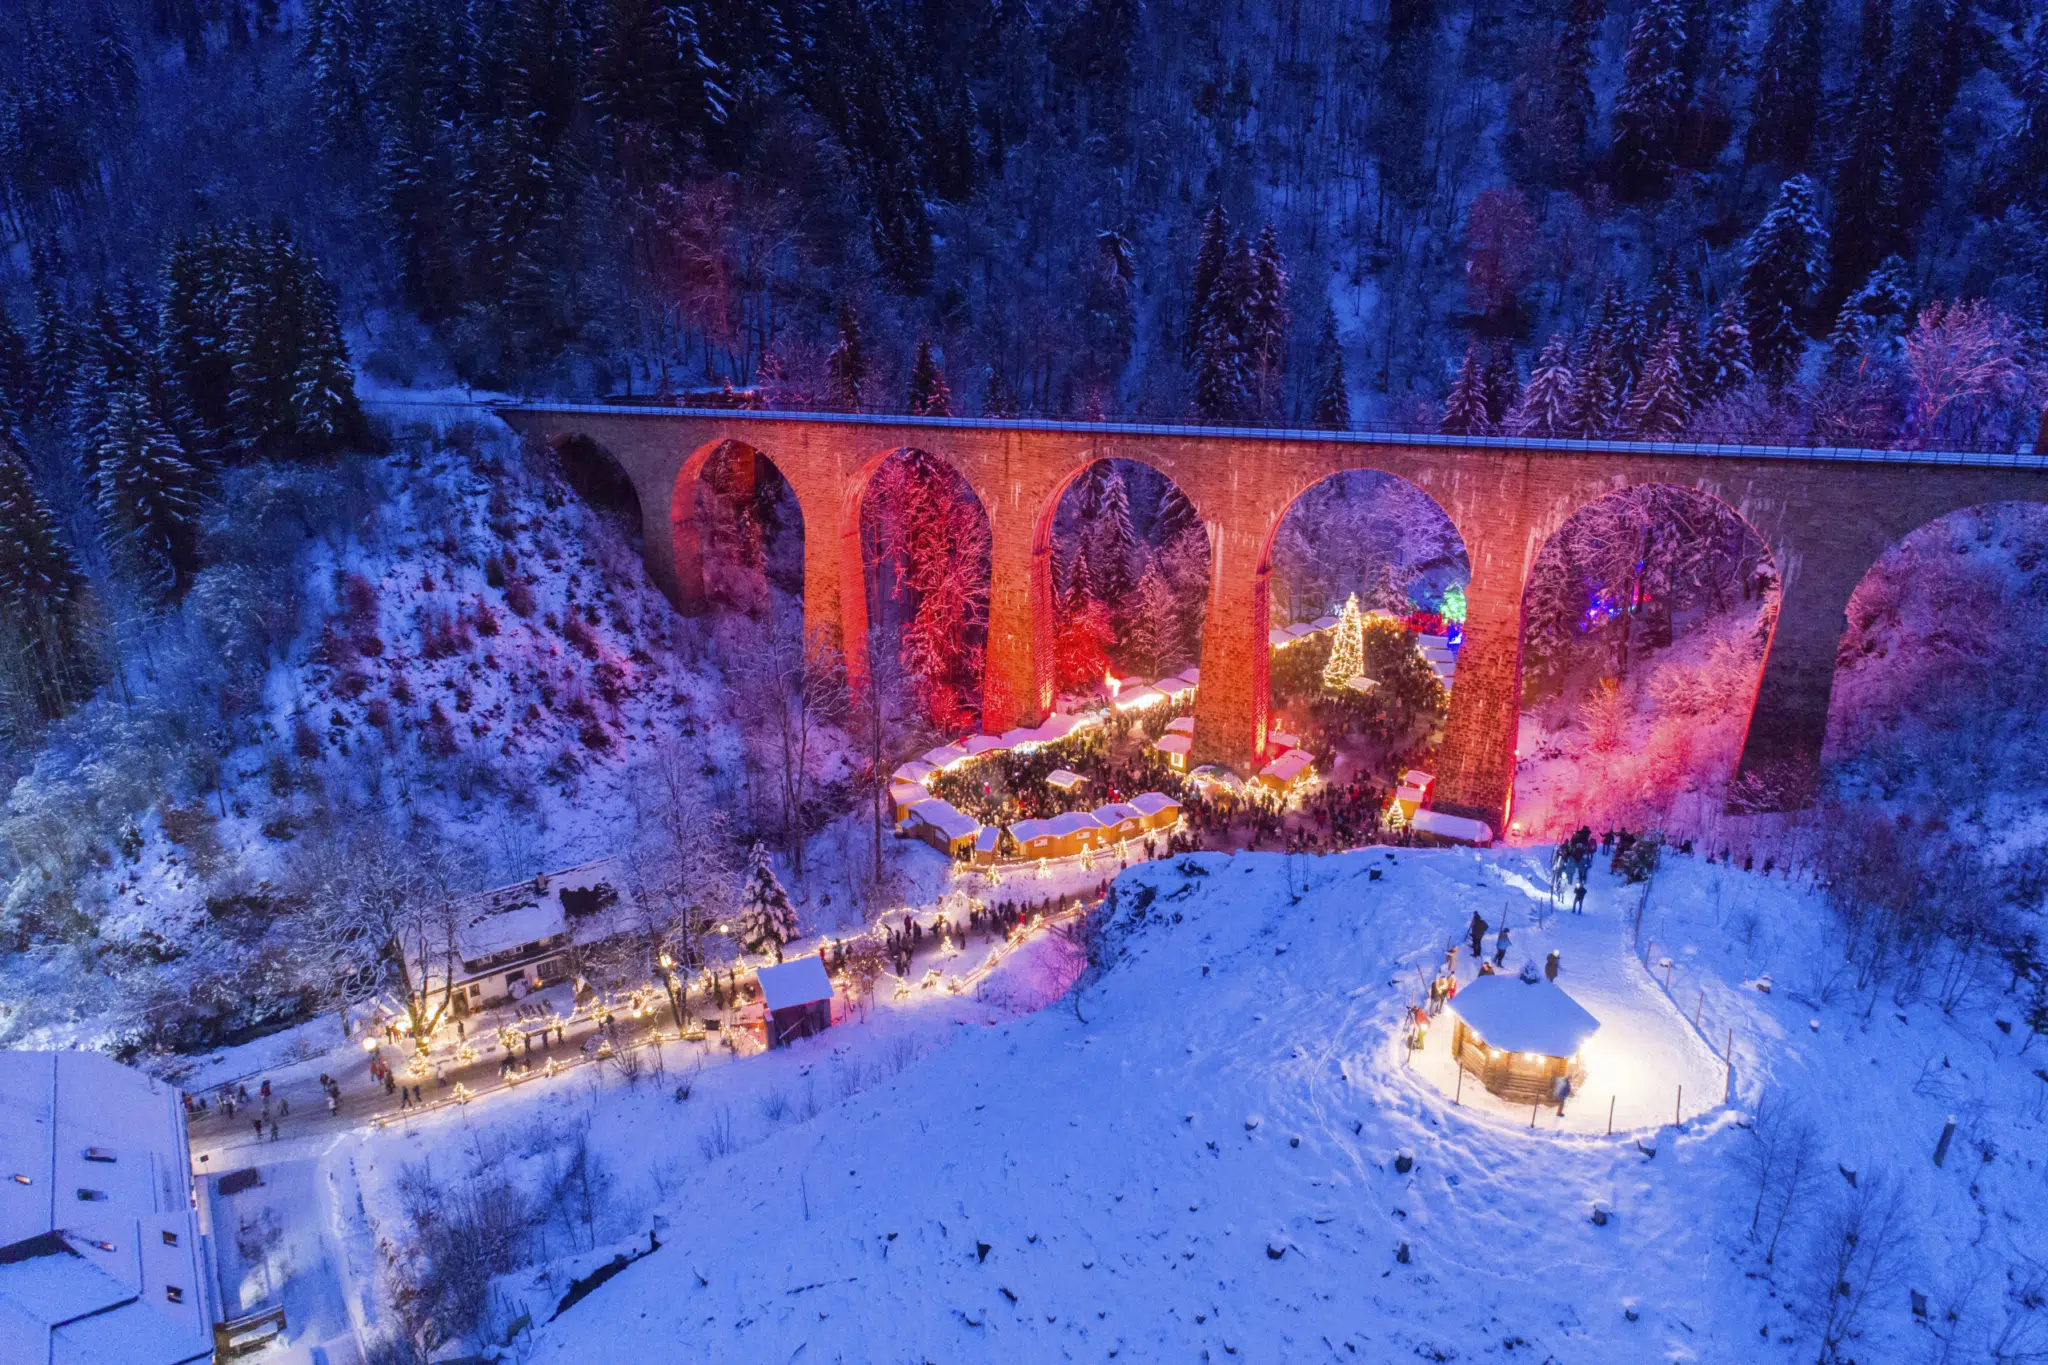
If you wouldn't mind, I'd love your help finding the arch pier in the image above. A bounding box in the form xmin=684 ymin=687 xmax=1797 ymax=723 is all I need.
xmin=496 ymin=404 xmax=2048 ymax=829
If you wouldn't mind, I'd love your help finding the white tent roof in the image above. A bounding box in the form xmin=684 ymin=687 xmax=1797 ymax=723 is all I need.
xmin=892 ymin=760 xmax=937 ymax=784
xmin=1309 ymin=615 xmax=1339 ymax=631
xmin=1154 ymin=733 xmax=1192 ymax=756
xmin=1188 ymin=764 xmax=1245 ymax=793
xmin=998 ymin=726 xmax=1042 ymax=748
xmin=1446 ymin=973 xmax=1599 ymax=1058
xmin=1268 ymin=628 xmax=1296 ymax=648
xmin=1113 ymin=686 xmax=1168 ymax=711
xmin=1046 ymin=768 xmax=1086 ymax=791
xmin=961 ymin=734 xmax=1010 ymax=757
xmin=1032 ymin=713 xmax=1096 ymax=743
xmin=1411 ymin=809 xmax=1492 ymax=845
xmin=756 ymin=957 xmax=834 ymax=1011
xmin=922 ymin=743 xmax=971 ymax=770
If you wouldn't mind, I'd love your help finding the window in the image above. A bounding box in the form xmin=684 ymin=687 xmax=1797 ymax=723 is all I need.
xmin=75 ymin=1188 xmax=108 ymax=1202
xmin=82 ymin=1146 xmax=116 ymax=1163
xmin=165 ymin=1286 xmax=184 ymax=1304
xmin=161 ymin=1230 xmax=180 ymax=1248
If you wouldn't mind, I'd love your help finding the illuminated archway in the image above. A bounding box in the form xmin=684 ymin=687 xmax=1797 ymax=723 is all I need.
xmin=670 ymin=439 xmax=804 ymax=624
xmin=1252 ymin=469 xmax=1472 ymax=789
xmin=1824 ymin=501 xmax=2048 ymax=798
xmin=1511 ymin=484 xmax=1779 ymax=838
xmin=846 ymin=448 xmax=993 ymax=733
xmin=1034 ymin=458 xmax=1213 ymax=707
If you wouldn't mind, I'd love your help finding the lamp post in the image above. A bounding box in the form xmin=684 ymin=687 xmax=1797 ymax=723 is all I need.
xmin=657 ymin=952 xmax=686 ymax=1033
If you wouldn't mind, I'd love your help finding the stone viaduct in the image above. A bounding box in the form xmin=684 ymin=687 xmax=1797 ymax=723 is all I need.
xmin=493 ymin=404 xmax=2048 ymax=831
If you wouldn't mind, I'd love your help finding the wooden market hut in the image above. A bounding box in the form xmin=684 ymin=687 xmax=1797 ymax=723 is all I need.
xmin=901 ymin=799 xmax=981 ymax=859
xmin=1153 ymin=731 xmax=1193 ymax=770
xmin=1092 ymin=801 xmax=1147 ymax=842
xmin=756 ymin=957 xmax=836 ymax=1049
xmin=1445 ymin=972 xmax=1599 ymax=1105
xmin=1046 ymin=768 xmax=1087 ymax=794
xmin=1010 ymin=811 xmax=1101 ymax=859
xmin=1258 ymin=747 xmax=1315 ymax=792
xmin=1129 ymin=791 xmax=1183 ymax=832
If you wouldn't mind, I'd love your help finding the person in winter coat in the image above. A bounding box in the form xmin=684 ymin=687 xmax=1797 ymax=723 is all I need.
xmin=1468 ymin=912 xmax=1489 ymax=961
xmin=1545 ymin=949 xmax=1561 ymax=982
xmin=1551 ymin=1073 xmax=1571 ymax=1115
xmin=1571 ymin=882 xmax=1587 ymax=914
xmin=1493 ymin=923 xmax=1511 ymax=967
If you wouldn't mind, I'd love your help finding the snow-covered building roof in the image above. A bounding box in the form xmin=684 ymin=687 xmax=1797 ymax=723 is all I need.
xmin=1165 ymin=715 xmax=1195 ymax=735
xmin=921 ymin=743 xmax=971 ymax=770
xmin=1402 ymin=769 xmax=1435 ymax=791
xmin=1268 ymin=627 xmax=1296 ymax=648
xmin=0 ymin=1052 xmax=214 ymax=1365
xmin=449 ymin=858 xmax=634 ymax=967
xmin=1112 ymin=685 xmax=1169 ymax=711
xmin=903 ymin=799 xmax=980 ymax=843
xmin=756 ymin=957 xmax=834 ymax=1012
xmin=1188 ymin=764 xmax=1245 ymax=794
xmin=1415 ymin=633 xmax=1450 ymax=651
xmin=1410 ymin=810 xmax=1493 ymax=846
xmin=1129 ymin=792 xmax=1181 ymax=818
xmin=1395 ymin=784 xmax=1429 ymax=805
xmin=1028 ymin=713 xmax=1097 ymax=744
xmin=1154 ymin=733 xmax=1192 ymax=757
xmin=1309 ymin=615 xmax=1339 ymax=631
xmin=1446 ymin=973 xmax=1599 ymax=1058
xmin=1267 ymin=728 xmax=1301 ymax=751
xmin=1046 ymin=768 xmax=1087 ymax=792
xmin=961 ymin=734 xmax=1010 ymax=758
xmin=1156 ymin=673 xmax=1198 ymax=696
xmin=1045 ymin=812 xmax=1103 ymax=838
xmin=1260 ymin=749 xmax=1315 ymax=785
xmin=1094 ymin=802 xmax=1145 ymax=829
xmin=997 ymin=726 xmax=1043 ymax=748
xmin=891 ymin=760 xmax=937 ymax=784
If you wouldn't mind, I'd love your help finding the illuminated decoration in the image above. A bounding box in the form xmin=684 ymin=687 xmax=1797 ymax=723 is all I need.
xmin=1439 ymin=584 xmax=1467 ymax=625
xmin=1322 ymin=594 xmax=1365 ymax=691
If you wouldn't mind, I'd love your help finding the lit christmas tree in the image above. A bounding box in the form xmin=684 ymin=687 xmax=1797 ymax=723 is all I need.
xmin=1323 ymin=593 xmax=1365 ymax=691
xmin=1439 ymin=584 xmax=1467 ymax=625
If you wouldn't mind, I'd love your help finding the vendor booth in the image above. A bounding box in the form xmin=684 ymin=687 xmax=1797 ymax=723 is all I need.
xmin=756 ymin=957 xmax=836 ymax=1049
xmin=1445 ymin=971 xmax=1599 ymax=1106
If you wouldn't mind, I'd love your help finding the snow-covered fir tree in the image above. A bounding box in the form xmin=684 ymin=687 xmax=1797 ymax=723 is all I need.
xmin=1482 ymin=340 xmax=1521 ymax=428
xmin=1745 ymin=0 xmax=1825 ymax=170
xmin=906 ymin=338 xmax=951 ymax=416
xmin=1510 ymin=335 xmax=1576 ymax=436
xmin=1311 ymin=304 xmax=1350 ymax=427
xmin=735 ymin=842 xmax=799 ymax=961
xmin=1827 ymin=0 xmax=1905 ymax=312
xmin=1439 ymin=344 xmax=1492 ymax=435
xmin=1827 ymin=256 xmax=1914 ymax=371
xmin=1618 ymin=323 xmax=1693 ymax=437
xmin=1184 ymin=203 xmax=1232 ymax=370
xmin=91 ymin=386 xmax=203 ymax=600
xmin=1610 ymin=0 xmax=1689 ymax=199
xmin=827 ymin=300 xmax=867 ymax=410
xmin=0 ymin=308 xmax=33 ymax=428
xmin=1567 ymin=337 xmax=1617 ymax=437
xmin=1698 ymin=296 xmax=1755 ymax=398
xmin=1741 ymin=175 xmax=1829 ymax=386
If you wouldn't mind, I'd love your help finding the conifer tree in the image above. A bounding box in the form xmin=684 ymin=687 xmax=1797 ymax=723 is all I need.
xmin=1892 ymin=0 xmax=1973 ymax=227
xmin=1322 ymin=593 xmax=1365 ymax=690
xmin=160 ymin=229 xmax=242 ymax=455
xmin=1245 ymin=225 xmax=1289 ymax=420
xmin=1184 ymin=204 xmax=1232 ymax=369
xmin=1504 ymin=0 xmax=1598 ymax=188
xmin=227 ymin=227 xmax=364 ymax=458
xmin=1510 ymin=335 xmax=1577 ymax=436
xmin=1699 ymin=296 xmax=1755 ymax=397
xmin=1828 ymin=0 xmax=1905 ymax=313
xmin=1741 ymin=175 xmax=1829 ymax=386
xmin=0 ymin=437 xmax=87 ymax=721
xmin=1567 ymin=338 xmax=1618 ymax=436
xmin=28 ymin=287 xmax=74 ymax=429
xmin=302 ymin=0 xmax=375 ymax=154
xmin=1745 ymin=0 xmax=1825 ymax=170
xmin=92 ymin=386 xmax=203 ymax=600
xmin=735 ymin=842 xmax=798 ymax=960
xmin=1611 ymin=0 xmax=1690 ymax=199
xmin=827 ymin=301 xmax=867 ymax=410
xmin=1618 ymin=323 xmax=1693 ymax=437
xmin=1483 ymin=340 xmax=1521 ymax=428
xmin=1826 ymin=256 xmax=1914 ymax=370
xmin=1311 ymin=304 xmax=1350 ymax=427
xmin=1081 ymin=463 xmax=1138 ymax=604
xmin=1439 ymin=344 xmax=1492 ymax=435
xmin=906 ymin=338 xmax=951 ymax=416
xmin=1127 ymin=564 xmax=1178 ymax=677
xmin=981 ymin=365 xmax=1017 ymax=417
xmin=0 ymin=308 xmax=32 ymax=430
xmin=1997 ymin=20 xmax=2048 ymax=213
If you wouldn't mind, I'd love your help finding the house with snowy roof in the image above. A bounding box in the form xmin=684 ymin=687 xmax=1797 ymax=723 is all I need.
xmin=434 ymin=857 xmax=639 ymax=1012
xmin=0 ymin=1051 xmax=219 ymax=1365
xmin=1446 ymin=971 xmax=1600 ymax=1106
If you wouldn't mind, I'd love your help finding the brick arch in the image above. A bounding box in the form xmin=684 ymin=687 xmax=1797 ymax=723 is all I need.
xmin=836 ymin=445 xmax=995 ymax=716
xmin=1818 ymin=495 xmax=2048 ymax=762
xmin=1509 ymin=479 xmax=1785 ymax=822
xmin=667 ymin=437 xmax=806 ymax=618
xmin=1025 ymin=455 xmax=1219 ymax=718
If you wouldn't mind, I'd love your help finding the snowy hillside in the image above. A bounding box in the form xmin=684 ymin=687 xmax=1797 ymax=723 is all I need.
xmin=288 ymin=847 xmax=2048 ymax=1365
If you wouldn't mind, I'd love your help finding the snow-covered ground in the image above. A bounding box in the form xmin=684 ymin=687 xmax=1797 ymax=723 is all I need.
xmin=219 ymin=843 xmax=2048 ymax=1364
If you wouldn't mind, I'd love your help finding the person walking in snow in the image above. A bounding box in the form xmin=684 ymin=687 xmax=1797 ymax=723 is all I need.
xmin=1493 ymin=923 xmax=1511 ymax=968
xmin=1468 ymin=912 xmax=1488 ymax=961
xmin=1545 ymin=949 xmax=1560 ymax=982
xmin=1572 ymin=881 xmax=1586 ymax=914
xmin=1551 ymin=1073 xmax=1571 ymax=1115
